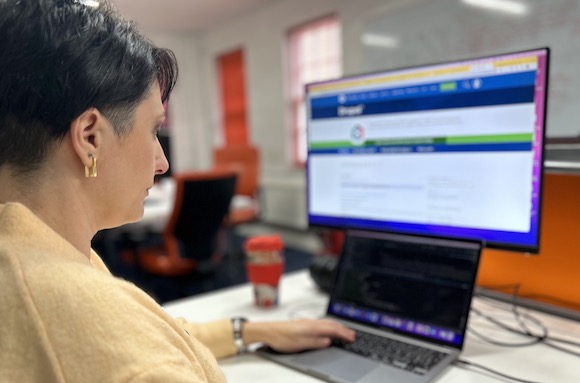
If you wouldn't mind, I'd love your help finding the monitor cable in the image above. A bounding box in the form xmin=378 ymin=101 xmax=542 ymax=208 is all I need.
xmin=474 ymin=285 xmax=580 ymax=356
xmin=468 ymin=306 xmax=548 ymax=347
xmin=452 ymin=359 xmax=546 ymax=383
xmin=452 ymin=286 xmax=579 ymax=382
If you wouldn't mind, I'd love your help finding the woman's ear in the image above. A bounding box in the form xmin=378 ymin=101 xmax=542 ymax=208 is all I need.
xmin=70 ymin=108 xmax=104 ymax=168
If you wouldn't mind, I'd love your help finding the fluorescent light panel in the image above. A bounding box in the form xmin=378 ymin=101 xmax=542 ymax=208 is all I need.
xmin=361 ymin=33 xmax=399 ymax=49
xmin=462 ymin=0 xmax=528 ymax=15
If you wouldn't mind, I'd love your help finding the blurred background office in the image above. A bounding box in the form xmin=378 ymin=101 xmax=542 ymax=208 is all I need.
xmin=92 ymin=0 xmax=580 ymax=316
xmin=114 ymin=0 xmax=580 ymax=229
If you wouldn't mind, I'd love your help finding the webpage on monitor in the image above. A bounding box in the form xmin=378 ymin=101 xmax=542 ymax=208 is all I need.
xmin=306 ymin=48 xmax=548 ymax=251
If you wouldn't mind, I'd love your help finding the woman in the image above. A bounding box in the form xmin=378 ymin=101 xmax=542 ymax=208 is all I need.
xmin=0 ymin=0 xmax=355 ymax=381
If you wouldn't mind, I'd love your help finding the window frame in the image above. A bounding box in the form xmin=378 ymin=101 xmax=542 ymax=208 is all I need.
xmin=287 ymin=14 xmax=342 ymax=166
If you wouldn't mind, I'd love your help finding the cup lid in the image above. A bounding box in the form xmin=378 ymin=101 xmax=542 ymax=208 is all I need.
xmin=244 ymin=234 xmax=284 ymax=251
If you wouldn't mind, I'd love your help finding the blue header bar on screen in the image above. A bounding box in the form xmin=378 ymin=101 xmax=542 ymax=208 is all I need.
xmin=309 ymin=72 xmax=536 ymax=120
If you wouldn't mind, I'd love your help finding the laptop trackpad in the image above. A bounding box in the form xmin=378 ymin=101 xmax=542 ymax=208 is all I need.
xmin=293 ymin=349 xmax=378 ymax=382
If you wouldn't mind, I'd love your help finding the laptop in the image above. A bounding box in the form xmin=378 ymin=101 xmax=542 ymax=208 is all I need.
xmin=257 ymin=229 xmax=483 ymax=383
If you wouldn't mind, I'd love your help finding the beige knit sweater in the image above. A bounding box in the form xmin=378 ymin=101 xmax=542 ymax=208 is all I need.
xmin=0 ymin=202 xmax=234 ymax=382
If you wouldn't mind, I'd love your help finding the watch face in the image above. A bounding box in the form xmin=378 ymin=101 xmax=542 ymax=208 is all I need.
xmin=232 ymin=317 xmax=248 ymax=330
xmin=232 ymin=317 xmax=248 ymax=354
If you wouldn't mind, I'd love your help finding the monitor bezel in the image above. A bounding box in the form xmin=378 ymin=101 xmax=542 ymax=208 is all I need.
xmin=305 ymin=47 xmax=550 ymax=254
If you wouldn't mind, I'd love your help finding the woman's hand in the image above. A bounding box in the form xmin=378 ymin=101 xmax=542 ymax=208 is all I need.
xmin=242 ymin=319 xmax=356 ymax=353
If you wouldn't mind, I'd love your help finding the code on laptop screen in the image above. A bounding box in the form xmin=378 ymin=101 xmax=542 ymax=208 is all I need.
xmin=328 ymin=231 xmax=481 ymax=348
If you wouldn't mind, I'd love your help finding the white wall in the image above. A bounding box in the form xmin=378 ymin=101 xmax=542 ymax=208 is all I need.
xmin=146 ymin=31 xmax=213 ymax=173
xmin=147 ymin=0 xmax=418 ymax=228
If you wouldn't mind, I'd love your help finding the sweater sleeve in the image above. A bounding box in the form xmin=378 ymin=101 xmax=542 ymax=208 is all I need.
xmin=89 ymin=250 xmax=237 ymax=359
xmin=176 ymin=318 xmax=237 ymax=359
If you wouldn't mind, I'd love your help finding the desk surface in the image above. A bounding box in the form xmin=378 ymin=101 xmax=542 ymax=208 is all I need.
xmin=163 ymin=270 xmax=580 ymax=383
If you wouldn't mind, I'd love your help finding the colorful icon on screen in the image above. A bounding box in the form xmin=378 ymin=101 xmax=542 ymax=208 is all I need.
xmin=350 ymin=124 xmax=365 ymax=146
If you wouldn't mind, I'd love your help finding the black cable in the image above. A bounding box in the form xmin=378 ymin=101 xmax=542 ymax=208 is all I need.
xmin=480 ymin=284 xmax=538 ymax=338
xmin=462 ymin=297 xmax=553 ymax=383
xmin=467 ymin=326 xmax=542 ymax=347
xmin=508 ymin=285 xmax=537 ymax=337
xmin=476 ymin=290 xmax=580 ymax=348
xmin=453 ymin=359 xmax=546 ymax=383
xmin=476 ymin=284 xmax=536 ymax=337
xmin=473 ymin=287 xmax=580 ymax=359
xmin=475 ymin=285 xmax=549 ymax=340
xmin=470 ymin=306 xmax=548 ymax=345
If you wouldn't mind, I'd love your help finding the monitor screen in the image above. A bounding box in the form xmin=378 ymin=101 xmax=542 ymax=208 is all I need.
xmin=306 ymin=48 xmax=549 ymax=253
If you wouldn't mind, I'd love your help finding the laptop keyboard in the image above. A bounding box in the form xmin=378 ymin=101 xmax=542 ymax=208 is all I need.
xmin=333 ymin=330 xmax=448 ymax=375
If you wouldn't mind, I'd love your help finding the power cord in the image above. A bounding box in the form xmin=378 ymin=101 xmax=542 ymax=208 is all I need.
xmin=474 ymin=286 xmax=580 ymax=356
xmin=474 ymin=285 xmax=550 ymax=341
xmin=453 ymin=359 xmax=546 ymax=383
xmin=468 ymin=306 xmax=548 ymax=347
xmin=455 ymin=284 xmax=579 ymax=382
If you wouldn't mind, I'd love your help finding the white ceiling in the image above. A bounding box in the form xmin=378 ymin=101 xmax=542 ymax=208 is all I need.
xmin=113 ymin=0 xmax=277 ymax=33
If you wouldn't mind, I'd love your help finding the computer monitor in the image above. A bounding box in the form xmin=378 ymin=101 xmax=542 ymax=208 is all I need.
xmin=305 ymin=48 xmax=549 ymax=253
xmin=156 ymin=134 xmax=172 ymax=179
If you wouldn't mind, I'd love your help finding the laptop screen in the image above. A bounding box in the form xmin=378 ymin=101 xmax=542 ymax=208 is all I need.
xmin=327 ymin=230 xmax=482 ymax=349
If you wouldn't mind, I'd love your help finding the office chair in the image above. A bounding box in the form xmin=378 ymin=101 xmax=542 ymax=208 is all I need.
xmin=135 ymin=169 xmax=238 ymax=296
xmin=213 ymin=145 xmax=261 ymax=226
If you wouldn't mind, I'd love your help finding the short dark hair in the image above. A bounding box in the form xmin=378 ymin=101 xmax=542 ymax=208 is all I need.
xmin=0 ymin=0 xmax=178 ymax=174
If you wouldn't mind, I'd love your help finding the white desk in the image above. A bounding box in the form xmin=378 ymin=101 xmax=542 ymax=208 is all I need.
xmin=163 ymin=270 xmax=580 ymax=383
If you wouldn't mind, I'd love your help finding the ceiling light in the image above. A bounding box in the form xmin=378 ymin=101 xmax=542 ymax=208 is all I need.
xmin=361 ymin=33 xmax=399 ymax=49
xmin=462 ymin=0 xmax=528 ymax=16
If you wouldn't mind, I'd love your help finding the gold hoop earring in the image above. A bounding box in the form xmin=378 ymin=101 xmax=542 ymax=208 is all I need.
xmin=85 ymin=154 xmax=97 ymax=178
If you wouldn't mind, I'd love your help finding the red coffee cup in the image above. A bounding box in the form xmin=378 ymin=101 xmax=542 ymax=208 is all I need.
xmin=244 ymin=235 xmax=284 ymax=308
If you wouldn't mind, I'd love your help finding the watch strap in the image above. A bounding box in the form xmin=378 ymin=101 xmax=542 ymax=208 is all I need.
xmin=231 ymin=317 xmax=248 ymax=354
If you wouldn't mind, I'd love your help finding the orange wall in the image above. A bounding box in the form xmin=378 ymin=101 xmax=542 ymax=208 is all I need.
xmin=477 ymin=172 xmax=580 ymax=311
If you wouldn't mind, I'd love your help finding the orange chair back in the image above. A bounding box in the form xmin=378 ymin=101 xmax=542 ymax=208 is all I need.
xmin=213 ymin=145 xmax=259 ymax=198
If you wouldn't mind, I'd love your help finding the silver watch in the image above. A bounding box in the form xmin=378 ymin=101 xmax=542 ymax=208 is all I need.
xmin=231 ymin=317 xmax=248 ymax=354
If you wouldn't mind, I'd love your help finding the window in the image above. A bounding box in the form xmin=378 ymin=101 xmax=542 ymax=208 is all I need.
xmin=217 ymin=49 xmax=249 ymax=146
xmin=288 ymin=15 xmax=342 ymax=165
